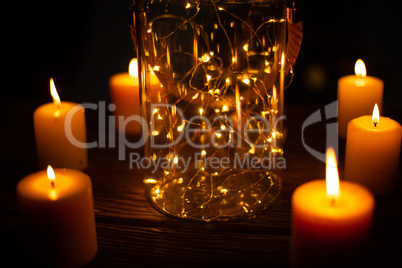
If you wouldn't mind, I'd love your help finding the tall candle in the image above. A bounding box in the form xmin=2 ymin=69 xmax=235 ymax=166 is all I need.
xmin=17 ymin=166 xmax=97 ymax=267
xmin=338 ymin=59 xmax=383 ymax=138
xmin=109 ymin=59 xmax=162 ymax=135
xmin=34 ymin=78 xmax=87 ymax=170
xmin=291 ymin=148 xmax=375 ymax=267
xmin=345 ymin=104 xmax=402 ymax=195
xmin=109 ymin=58 xmax=141 ymax=135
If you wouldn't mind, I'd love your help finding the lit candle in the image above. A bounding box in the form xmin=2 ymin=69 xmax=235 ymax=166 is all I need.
xmin=291 ymin=148 xmax=375 ymax=267
xmin=17 ymin=166 xmax=97 ymax=267
xmin=338 ymin=59 xmax=383 ymax=138
xmin=344 ymin=104 xmax=402 ymax=195
xmin=109 ymin=58 xmax=162 ymax=135
xmin=34 ymin=78 xmax=87 ymax=170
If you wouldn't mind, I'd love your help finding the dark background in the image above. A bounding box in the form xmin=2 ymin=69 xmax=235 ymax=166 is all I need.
xmin=4 ymin=0 xmax=402 ymax=109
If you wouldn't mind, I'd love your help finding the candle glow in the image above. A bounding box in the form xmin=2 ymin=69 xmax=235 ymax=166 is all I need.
xmin=325 ymin=147 xmax=340 ymax=201
xmin=47 ymin=165 xmax=56 ymax=199
xmin=372 ymin=103 xmax=379 ymax=127
xmin=50 ymin=78 xmax=61 ymax=108
xmin=354 ymin=59 xmax=367 ymax=78
xmin=128 ymin=58 xmax=138 ymax=78
xmin=47 ymin=165 xmax=56 ymax=188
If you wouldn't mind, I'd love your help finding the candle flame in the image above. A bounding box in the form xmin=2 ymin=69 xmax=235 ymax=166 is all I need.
xmin=50 ymin=78 xmax=61 ymax=108
xmin=372 ymin=103 xmax=380 ymax=127
xmin=326 ymin=147 xmax=340 ymax=201
xmin=354 ymin=59 xmax=366 ymax=78
xmin=47 ymin=165 xmax=55 ymax=188
xmin=129 ymin=58 xmax=138 ymax=78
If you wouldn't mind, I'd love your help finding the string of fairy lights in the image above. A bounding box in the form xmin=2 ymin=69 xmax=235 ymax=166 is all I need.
xmin=140 ymin=0 xmax=287 ymax=220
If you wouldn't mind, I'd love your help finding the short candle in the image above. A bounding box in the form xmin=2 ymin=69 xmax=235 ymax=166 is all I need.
xmin=17 ymin=166 xmax=97 ymax=267
xmin=34 ymin=78 xmax=87 ymax=170
xmin=338 ymin=59 xmax=383 ymax=138
xmin=345 ymin=104 xmax=402 ymax=195
xmin=291 ymin=147 xmax=375 ymax=267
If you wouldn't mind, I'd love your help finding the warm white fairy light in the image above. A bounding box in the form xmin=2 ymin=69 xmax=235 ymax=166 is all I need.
xmin=142 ymin=5 xmax=286 ymax=221
xmin=177 ymin=122 xmax=185 ymax=132
xmin=144 ymin=178 xmax=157 ymax=184
xmin=201 ymin=53 xmax=210 ymax=62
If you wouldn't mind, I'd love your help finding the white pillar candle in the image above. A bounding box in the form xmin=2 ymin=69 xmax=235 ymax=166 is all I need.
xmin=34 ymin=78 xmax=87 ymax=170
xmin=17 ymin=166 xmax=97 ymax=267
xmin=338 ymin=59 xmax=383 ymax=138
xmin=345 ymin=104 xmax=402 ymax=195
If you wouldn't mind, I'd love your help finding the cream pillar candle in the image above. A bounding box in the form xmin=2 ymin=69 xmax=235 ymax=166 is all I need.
xmin=338 ymin=59 xmax=383 ymax=138
xmin=345 ymin=104 xmax=402 ymax=195
xmin=17 ymin=166 xmax=97 ymax=267
xmin=109 ymin=58 xmax=141 ymax=135
xmin=291 ymin=148 xmax=375 ymax=267
xmin=109 ymin=58 xmax=162 ymax=135
xmin=34 ymin=78 xmax=87 ymax=170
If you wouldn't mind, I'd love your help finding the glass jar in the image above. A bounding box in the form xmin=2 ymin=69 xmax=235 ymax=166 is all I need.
xmin=131 ymin=0 xmax=301 ymax=222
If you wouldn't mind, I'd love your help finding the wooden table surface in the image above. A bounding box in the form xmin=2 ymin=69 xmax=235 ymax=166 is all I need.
xmin=1 ymin=99 xmax=401 ymax=267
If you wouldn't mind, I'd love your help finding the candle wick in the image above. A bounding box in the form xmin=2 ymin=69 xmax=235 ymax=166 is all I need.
xmin=51 ymin=181 xmax=55 ymax=189
xmin=374 ymin=121 xmax=378 ymax=127
xmin=330 ymin=197 xmax=335 ymax=206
